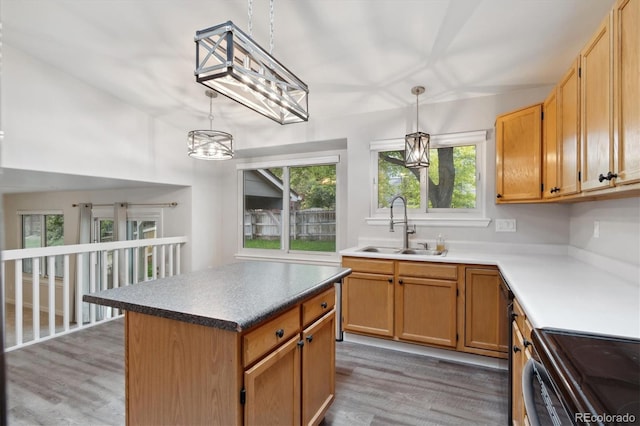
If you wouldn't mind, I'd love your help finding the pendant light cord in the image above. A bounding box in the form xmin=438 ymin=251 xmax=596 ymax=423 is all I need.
xmin=415 ymin=92 xmax=419 ymax=132
xmin=247 ymin=0 xmax=275 ymax=54
xmin=208 ymin=95 xmax=214 ymax=131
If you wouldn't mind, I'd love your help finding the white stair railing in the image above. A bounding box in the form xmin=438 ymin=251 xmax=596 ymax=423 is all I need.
xmin=1 ymin=236 xmax=187 ymax=351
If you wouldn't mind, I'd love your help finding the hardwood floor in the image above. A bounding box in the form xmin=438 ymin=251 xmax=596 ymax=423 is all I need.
xmin=5 ymin=318 xmax=507 ymax=425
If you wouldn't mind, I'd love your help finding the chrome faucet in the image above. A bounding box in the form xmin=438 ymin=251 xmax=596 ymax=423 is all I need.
xmin=389 ymin=195 xmax=415 ymax=250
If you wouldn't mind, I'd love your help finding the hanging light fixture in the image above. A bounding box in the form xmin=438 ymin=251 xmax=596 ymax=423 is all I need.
xmin=193 ymin=0 xmax=309 ymax=125
xmin=187 ymin=90 xmax=234 ymax=160
xmin=404 ymin=86 xmax=430 ymax=168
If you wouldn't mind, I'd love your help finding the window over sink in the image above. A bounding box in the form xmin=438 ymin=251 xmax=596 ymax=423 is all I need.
xmin=369 ymin=130 xmax=490 ymax=227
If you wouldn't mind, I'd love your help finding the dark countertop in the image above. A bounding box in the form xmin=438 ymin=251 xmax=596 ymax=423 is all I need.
xmin=83 ymin=261 xmax=351 ymax=332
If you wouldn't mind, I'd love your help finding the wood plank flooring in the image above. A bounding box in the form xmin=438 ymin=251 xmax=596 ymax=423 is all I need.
xmin=5 ymin=318 xmax=507 ymax=425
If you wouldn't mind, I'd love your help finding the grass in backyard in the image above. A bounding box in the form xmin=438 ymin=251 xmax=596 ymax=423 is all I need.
xmin=244 ymin=239 xmax=335 ymax=252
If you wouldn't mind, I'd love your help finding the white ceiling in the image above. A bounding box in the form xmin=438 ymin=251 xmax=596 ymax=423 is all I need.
xmin=1 ymin=0 xmax=615 ymax=192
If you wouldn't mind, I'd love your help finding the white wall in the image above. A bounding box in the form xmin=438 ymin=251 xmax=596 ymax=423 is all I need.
xmin=569 ymin=197 xmax=640 ymax=266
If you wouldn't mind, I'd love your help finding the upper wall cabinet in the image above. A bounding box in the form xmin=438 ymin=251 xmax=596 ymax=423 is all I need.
xmin=580 ymin=12 xmax=613 ymax=192
xmin=542 ymin=90 xmax=559 ymax=199
xmin=557 ymin=59 xmax=581 ymax=197
xmin=495 ymin=104 xmax=542 ymax=203
xmin=613 ymin=0 xmax=640 ymax=186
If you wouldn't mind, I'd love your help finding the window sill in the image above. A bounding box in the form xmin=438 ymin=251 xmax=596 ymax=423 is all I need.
xmin=235 ymin=250 xmax=342 ymax=266
xmin=365 ymin=216 xmax=492 ymax=228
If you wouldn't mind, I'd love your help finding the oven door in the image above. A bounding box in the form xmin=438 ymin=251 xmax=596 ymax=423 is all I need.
xmin=522 ymin=358 xmax=575 ymax=426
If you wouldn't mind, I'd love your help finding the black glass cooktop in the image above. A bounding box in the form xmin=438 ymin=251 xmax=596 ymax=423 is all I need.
xmin=532 ymin=328 xmax=640 ymax=424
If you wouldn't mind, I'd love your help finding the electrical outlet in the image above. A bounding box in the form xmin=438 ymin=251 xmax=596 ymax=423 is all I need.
xmin=593 ymin=220 xmax=600 ymax=238
xmin=495 ymin=218 xmax=517 ymax=232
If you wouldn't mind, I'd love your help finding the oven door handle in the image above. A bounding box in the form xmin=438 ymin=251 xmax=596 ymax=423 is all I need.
xmin=522 ymin=358 xmax=557 ymax=426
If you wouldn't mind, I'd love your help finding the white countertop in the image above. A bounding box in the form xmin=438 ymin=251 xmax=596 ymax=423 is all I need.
xmin=340 ymin=246 xmax=640 ymax=339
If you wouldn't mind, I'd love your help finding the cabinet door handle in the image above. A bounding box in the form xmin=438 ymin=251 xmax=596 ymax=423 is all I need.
xmin=598 ymin=173 xmax=607 ymax=182
xmin=496 ymin=194 xmax=503 ymax=199
xmin=275 ymin=329 xmax=285 ymax=338
xmin=321 ymin=302 xmax=328 ymax=309
xmin=306 ymin=335 xmax=313 ymax=343
xmin=398 ymin=279 xmax=404 ymax=285
xmin=388 ymin=278 xmax=393 ymax=284
xmin=523 ymin=338 xmax=532 ymax=348
xmin=513 ymin=345 xmax=521 ymax=353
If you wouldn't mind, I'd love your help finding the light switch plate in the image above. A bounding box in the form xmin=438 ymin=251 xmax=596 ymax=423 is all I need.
xmin=495 ymin=218 xmax=517 ymax=232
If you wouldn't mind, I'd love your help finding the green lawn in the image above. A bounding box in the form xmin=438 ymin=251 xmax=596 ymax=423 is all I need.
xmin=244 ymin=239 xmax=335 ymax=252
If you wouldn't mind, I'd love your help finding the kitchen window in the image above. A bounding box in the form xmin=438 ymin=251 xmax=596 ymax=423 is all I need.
xmin=21 ymin=213 xmax=64 ymax=277
xmin=369 ymin=130 xmax=490 ymax=226
xmin=238 ymin=156 xmax=339 ymax=257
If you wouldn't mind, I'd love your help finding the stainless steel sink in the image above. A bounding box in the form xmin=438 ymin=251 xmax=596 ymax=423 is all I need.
xmin=356 ymin=246 xmax=447 ymax=256
xmin=399 ymin=248 xmax=447 ymax=256
xmin=357 ymin=246 xmax=402 ymax=254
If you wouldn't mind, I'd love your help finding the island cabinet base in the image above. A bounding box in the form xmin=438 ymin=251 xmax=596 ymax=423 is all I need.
xmin=124 ymin=285 xmax=338 ymax=426
xmin=125 ymin=311 xmax=243 ymax=426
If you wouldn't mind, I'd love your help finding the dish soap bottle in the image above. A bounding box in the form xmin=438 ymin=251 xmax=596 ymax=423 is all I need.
xmin=436 ymin=233 xmax=446 ymax=252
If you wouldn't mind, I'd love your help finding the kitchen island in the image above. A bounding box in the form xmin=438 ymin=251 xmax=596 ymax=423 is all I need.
xmin=84 ymin=261 xmax=351 ymax=426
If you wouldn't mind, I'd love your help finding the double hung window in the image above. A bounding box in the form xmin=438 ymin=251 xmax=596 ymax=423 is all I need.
xmin=21 ymin=213 xmax=64 ymax=277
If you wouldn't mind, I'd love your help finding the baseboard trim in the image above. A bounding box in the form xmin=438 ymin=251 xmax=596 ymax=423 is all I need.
xmin=342 ymin=332 xmax=507 ymax=370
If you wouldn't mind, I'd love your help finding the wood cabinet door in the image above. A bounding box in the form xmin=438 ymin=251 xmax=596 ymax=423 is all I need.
xmin=244 ymin=335 xmax=301 ymax=426
xmin=464 ymin=268 xmax=508 ymax=353
xmin=342 ymin=272 xmax=394 ymax=337
xmin=613 ymin=0 xmax=640 ymax=185
xmin=511 ymin=322 xmax=525 ymax=426
xmin=581 ymin=12 xmax=614 ymax=192
xmin=395 ymin=276 xmax=457 ymax=347
xmin=558 ymin=59 xmax=581 ymax=196
xmin=496 ymin=104 xmax=543 ymax=202
xmin=302 ymin=310 xmax=336 ymax=426
xmin=543 ymin=89 xmax=559 ymax=199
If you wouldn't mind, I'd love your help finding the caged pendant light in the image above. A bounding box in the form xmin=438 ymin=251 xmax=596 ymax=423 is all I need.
xmin=187 ymin=90 xmax=234 ymax=160
xmin=193 ymin=0 xmax=309 ymax=125
xmin=404 ymin=86 xmax=430 ymax=168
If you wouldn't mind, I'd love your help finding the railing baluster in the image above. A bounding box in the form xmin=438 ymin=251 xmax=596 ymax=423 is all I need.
xmin=176 ymin=244 xmax=181 ymax=275
xmin=124 ymin=248 xmax=130 ymax=286
xmin=32 ymin=258 xmax=40 ymax=341
xmin=1 ymin=261 xmax=5 ymax=344
xmin=15 ymin=260 xmax=23 ymax=346
xmin=152 ymin=246 xmax=157 ymax=281
xmin=113 ymin=250 xmax=119 ymax=289
xmin=133 ymin=247 xmax=139 ymax=285
xmin=101 ymin=250 xmax=109 ymax=319
xmin=168 ymin=244 xmax=174 ymax=277
xmin=76 ymin=253 xmax=83 ymax=329
xmin=160 ymin=245 xmax=166 ymax=279
xmin=63 ymin=255 xmax=70 ymax=331
xmin=89 ymin=252 xmax=96 ymax=324
xmin=48 ymin=256 xmax=56 ymax=337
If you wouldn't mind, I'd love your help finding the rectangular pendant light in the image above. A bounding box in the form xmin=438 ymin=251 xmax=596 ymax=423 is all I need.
xmin=194 ymin=21 xmax=309 ymax=125
xmin=404 ymin=131 xmax=430 ymax=168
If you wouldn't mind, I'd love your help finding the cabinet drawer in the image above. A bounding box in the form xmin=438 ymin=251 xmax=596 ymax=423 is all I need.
xmin=342 ymin=257 xmax=394 ymax=274
xmin=302 ymin=287 xmax=336 ymax=327
xmin=243 ymin=307 xmax=301 ymax=368
xmin=397 ymin=261 xmax=458 ymax=280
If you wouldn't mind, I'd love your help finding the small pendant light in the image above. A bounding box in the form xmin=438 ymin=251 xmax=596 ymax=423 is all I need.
xmin=187 ymin=90 xmax=234 ymax=160
xmin=404 ymin=86 xmax=430 ymax=168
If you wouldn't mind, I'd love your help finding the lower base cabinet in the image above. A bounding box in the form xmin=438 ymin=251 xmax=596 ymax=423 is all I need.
xmin=126 ymin=287 xmax=337 ymax=426
xmin=342 ymin=257 xmax=508 ymax=359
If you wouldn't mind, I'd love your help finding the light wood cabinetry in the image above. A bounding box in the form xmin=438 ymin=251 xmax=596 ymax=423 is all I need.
xmin=125 ymin=286 xmax=337 ymax=426
xmin=581 ymin=12 xmax=614 ymax=192
xmin=464 ymin=268 xmax=509 ymax=356
xmin=542 ymin=88 xmax=559 ymax=199
xmin=496 ymin=104 xmax=543 ymax=202
xmin=557 ymin=59 xmax=582 ymax=196
xmin=302 ymin=309 xmax=336 ymax=426
xmin=396 ymin=262 xmax=458 ymax=348
xmin=511 ymin=299 xmax=533 ymax=426
xmin=498 ymin=0 xmax=639 ymax=203
xmin=342 ymin=257 xmax=508 ymax=359
xmin=342 ymin=258 xmax=394 ymax=337
xmin=613 ymin=0 xmax=640 ymax=186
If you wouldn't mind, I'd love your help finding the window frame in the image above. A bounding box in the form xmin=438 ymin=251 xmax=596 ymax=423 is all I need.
xmin=236 ymin=155 xmax=341 ymax=261
xmin=368 ymin=130 xmax=491 ymax=227
xmin=18 ymin=210 xmax=65 ymax=278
